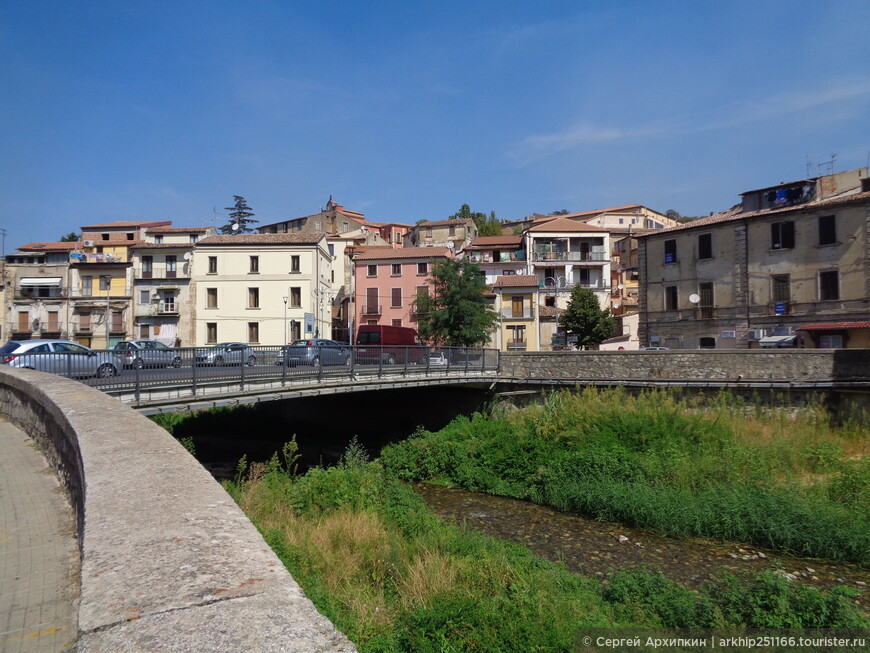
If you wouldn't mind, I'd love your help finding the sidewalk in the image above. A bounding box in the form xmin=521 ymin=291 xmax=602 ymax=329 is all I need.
xmin=0 ymin=418 xmax=78 ymax=652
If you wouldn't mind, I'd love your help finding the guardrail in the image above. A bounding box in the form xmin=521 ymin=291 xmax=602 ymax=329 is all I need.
xmin=1 ymin=344 xmax=500 ymax=405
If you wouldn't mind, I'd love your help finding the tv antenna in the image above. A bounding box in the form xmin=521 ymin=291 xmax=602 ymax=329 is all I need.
xmin=806 ymin=154 xmax=837 ymax=178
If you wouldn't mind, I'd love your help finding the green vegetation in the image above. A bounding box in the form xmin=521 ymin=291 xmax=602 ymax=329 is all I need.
xmin=226 ymin=438 xmax=866 ymax=652
xmin=380 ymin=388 xmax=870 ymax=563
xmin=558 ymin=286 xmax=615 ymax=348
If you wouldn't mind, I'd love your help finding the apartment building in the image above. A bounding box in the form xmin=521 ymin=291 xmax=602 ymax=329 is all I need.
xmin=638 ymin=168 xmax=870 ymax=349
xmin=192 ymin=233 xmax=333 ymax=346
xmin=129 ymin=226 xmax=215 ymax=346
xmin=403 ymin=218 xmax=477 ymax=251
xmin=351 ymin=246 xmax=453 ymax=338
xmin=464 ymin=235 xmax=526 ymax=285
xmin=490 ymin=275 xmax=538 ymax=352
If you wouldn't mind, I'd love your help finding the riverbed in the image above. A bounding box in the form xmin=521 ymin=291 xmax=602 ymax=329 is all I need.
xmin=415 ymin=483 xmax=869 ymax=608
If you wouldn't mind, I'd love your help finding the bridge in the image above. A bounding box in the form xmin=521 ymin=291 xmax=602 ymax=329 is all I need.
xmin=2 ymin=348 xmax=870 ymax=650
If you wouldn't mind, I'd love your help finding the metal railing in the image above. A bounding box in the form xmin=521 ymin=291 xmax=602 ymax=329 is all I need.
xmin=1 ymin=344 xmax=499 ymax=405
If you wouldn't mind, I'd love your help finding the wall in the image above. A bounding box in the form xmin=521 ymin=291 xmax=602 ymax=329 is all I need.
xmin=0 ymin=366 xmax=354 ymax=652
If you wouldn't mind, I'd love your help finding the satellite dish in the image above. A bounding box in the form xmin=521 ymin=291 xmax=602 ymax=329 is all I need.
xmin=183 ymin=252 xmax=192 ymax=260
xmin=231 ymin=223 xmax=240 ymax=232
xmin=446 ymin=241 xmax=455 ymax=250
xmin=689 ymin=293 xmax=701 ymax=304
xmin=617 ymin=283 xmax=625 ymax=290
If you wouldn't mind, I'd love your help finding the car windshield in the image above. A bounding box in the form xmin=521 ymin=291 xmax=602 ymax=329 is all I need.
xmin=290 ymin=340 xmax=314 ymax=347
xmin=137 ymin=341 xmax=168 ymax=350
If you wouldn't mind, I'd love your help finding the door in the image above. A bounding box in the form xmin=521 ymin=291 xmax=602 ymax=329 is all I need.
xmin=511 ymin=296 xmax=524 ymax=318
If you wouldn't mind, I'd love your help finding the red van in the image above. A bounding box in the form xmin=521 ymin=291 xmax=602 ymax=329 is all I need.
xmin=355 ymin=325 xmax=423 ymax=365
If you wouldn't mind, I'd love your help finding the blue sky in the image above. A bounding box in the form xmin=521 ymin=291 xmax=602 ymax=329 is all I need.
xmin=2 ymin=1 xmax=868 ymax=251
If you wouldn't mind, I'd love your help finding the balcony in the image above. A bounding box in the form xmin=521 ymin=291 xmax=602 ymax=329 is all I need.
xmin=532 ymin=250 xmax=609 ymax=263
xmin=158 ymin=302 xmax=178 ymax=315
xmin=500 ymin=307 xmax=534 ymax=319
xmin=506 ymin=341 xmax=527 ymax=351
xmin=362 ymin=304 xmax=382 ymax=316
xmin=69 ymin=252 xmax=129 ymax=264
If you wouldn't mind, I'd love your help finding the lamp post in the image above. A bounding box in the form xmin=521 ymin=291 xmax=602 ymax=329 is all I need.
xmin=282 ymin=295 xmax=288 ymax=345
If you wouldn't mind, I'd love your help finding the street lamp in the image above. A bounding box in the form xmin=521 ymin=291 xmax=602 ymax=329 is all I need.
xmin=282 ymin=295 xmax=288 ymax=345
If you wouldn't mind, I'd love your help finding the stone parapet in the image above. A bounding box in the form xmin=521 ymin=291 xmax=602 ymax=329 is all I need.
xmin=0 ymin=366 xmax=355 ymax=652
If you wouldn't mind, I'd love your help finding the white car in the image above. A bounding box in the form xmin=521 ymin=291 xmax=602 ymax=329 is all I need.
xmin=0 ymin=339 xmax=119 ymax=377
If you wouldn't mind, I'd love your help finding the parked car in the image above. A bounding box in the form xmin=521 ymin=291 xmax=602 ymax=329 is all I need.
xmin=194 ymin=342 xmax=256 ymax=366
xmin=275 ymin=339 xmax=352 ymax=367
xmin=639 ymin=346 xmax=670 ymax=350
xmin=0 ymin=339 xmax=119 ymax=378
xmin=427 ymin=351 xmax=448 ymax=366
xmin=355 ymin=325 xmax=423 ymax=365
xmin=113 ymin=340 xmax=183 ymax=369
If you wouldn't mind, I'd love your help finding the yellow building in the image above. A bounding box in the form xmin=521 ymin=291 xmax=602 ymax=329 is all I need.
xmin=491 ymin=275 xmax=538 ymax=352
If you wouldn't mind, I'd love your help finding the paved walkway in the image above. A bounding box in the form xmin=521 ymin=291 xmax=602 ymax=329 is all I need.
xmin=0 ymin=418 xmax=78 ymax=652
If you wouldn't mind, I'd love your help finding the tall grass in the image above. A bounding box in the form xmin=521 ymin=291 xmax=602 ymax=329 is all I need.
xmin=380 ymin=388 xmax=870 ymax=563
xmin=226 ymin=444 xmax=867 ymax=652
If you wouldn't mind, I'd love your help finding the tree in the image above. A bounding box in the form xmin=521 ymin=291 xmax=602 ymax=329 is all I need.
xmin=59 ymin=232 xmax=80 ymax=242
xmin=558 ymin=286 xmax=615 ymax=349
xmin=415 ymin=258 xmax=498 ymax=347
xmin=220 ymin=195 xmax=258 ymax=234
xmin=448 ymin=204 xmax=502 ymax=237
xmin=549 ymin=209 xmax=569 ymax=216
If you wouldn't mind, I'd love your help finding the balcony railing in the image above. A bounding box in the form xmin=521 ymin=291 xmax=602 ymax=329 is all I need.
xmin=506 ymin=341 xmax=527 ymax=351
xmin=158 ymin=302 xmax=178 ymax=314
xmin=362 ymin=304 xmax=382 ymax=315
xmin=532 ymin=250 xmax=609 ymax=263
xmin=538 ymin=281 xmax=608 ymax=291
xmin=500 ymin=307 xmax=534 ymax=319
xmin=69 ymin=252 xmax=128 ymax=264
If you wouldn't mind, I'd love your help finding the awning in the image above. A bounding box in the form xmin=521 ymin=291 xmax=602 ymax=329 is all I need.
xmin=19 ymin=277 xmax=62 ymax=286
xmin=759 ymin=335 xmax=796 ymax=348
xmin=154 ymin=322 xmax=178 ymax=346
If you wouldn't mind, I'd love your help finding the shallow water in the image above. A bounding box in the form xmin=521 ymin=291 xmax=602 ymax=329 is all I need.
xmin=415 ymin=483 xmax=869 ymax=608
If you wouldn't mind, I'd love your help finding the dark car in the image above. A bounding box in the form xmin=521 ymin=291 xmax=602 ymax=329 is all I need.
xmin=113 ymin=340 xmax=183 ymax=369
xmin=275 ymin=339 xmax=352 ymax=367
xmin=194 ymin=342 xmax=256 ymax=366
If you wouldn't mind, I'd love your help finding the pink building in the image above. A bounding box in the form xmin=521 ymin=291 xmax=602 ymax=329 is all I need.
xmin=351 ymin=246 xmax=453 ymax=338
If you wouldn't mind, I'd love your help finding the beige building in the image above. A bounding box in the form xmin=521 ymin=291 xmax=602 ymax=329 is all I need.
xmin=464 ymin=235 xmax=526 ymax=285
xmin=129 ymin=226 xmax=215 ymax=346
xmin=192 ymin=233 xmax=333 ymax=346
xmin=638 ymin=168 xmax=870 ymax=349
xmin=490 ymin=275 xmax=539 ymax=352
xmin=404 ymin=218 xmax=478 ymax=251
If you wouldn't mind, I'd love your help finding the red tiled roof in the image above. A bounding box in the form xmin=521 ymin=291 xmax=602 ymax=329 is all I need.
xmin=531 ymin=204 xmax=656 ymax=224
xmin=527 ymin=217 xmax=609 ymax=233
xmin=538 ymin=305 xmax=559 ymax=317
xmin=638 ymin=190 xmax=870 ymax=237
xmin=129 ymin=242 xmax=196 ymax=250
xmin=492 ymin=275 xmax=538 ymax=288
xmin=81 ymin=220 xmax=172 ymax=229
xmin=798 ymin=321 xmax=870 ymax=331
xmin=353 ymin=246 xmax=453 ymax=261
xmin=197 ymin=233 xmax=324 ymax=246
xmin=414 ymin=218 xmax=473 ymax=228
xmin=468 ymin=235 xmax=523 ymax=248
xmin=16 ymin=241 xmax=79 ymax=252
xmin=146 ymin=226 xmax=212 ymax=233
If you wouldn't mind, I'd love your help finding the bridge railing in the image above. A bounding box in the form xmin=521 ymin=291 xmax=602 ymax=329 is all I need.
xmin=2 ymin=344 xmax=499 ymax=401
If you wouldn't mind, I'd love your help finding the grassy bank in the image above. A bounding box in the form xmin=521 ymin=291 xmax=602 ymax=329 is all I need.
xmin=226 ymin=442 xmax=866 ymax=652
xmin=380 ymin=388 xmax=870 ymax=564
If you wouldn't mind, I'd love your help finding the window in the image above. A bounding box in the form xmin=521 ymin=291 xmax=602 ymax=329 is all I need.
xmin=391 ymin=319 xmax=402 ymax=327
xmin=511 ymin=295 xmax=525 ymax=318
xmin=99 ymin=275 xmax=111 ymax=292
xmin=699 ymin=337 xmax=716 ymax=349
xmin=503 ymin=269 xmax=515 ymax=275
xmin=507 ymin=325 xmax=526 ymax=344
xmin=208 ymin=256 xmax=217 ymax=274
xmin=140 ymin=289 xmax=151 ymax=304
xmin=290 ymin=287 xmax=301 ymax=307
xmin=17 ymin=311 xmax=28 ymax=331
xmin=79 ymin=312 xmax=91 ymax=331
xmin=771 ymin=221 xmax=795 ymax=249
xmin=315 ymin=218 xmax=322 ymax=230
xmin=206 ymin=288 xmax=217 ymax=308
xmin=367 ymin=264 xmax=378 ymax=277
xmin=47 ymin=311 xmax=59 ymax=331
xmin=391 ymin=288 xmax=402 ymax=308
xmin=139 ymin=324 xmax=149 ymax=339
xmin=154 ymin=235 xmax=163 ymax=244
xmin=248 ymin=322 xmax=259 ymax=343
xmin=819 ymin=334 xmax=843 ymax=349
xmin=818 ymin=215 xmax=836 ymax=245
xmin=342 ymin=221 xmax=349 ymax=232
xmin=127 ymin=232 xmax=135 ymax=241
xmin=249 ymin=256 xmax=259 ymax=273
xmin=290 ymin=320 xmax=301 ymax=340
xmin=697 ymin=233 xmax=712 ymax=260
xmin=365 ymin=288 xmax=379 ymax=314
xmin=165 ymin=255 xmax=177 ymax=278
xmin=101 ymin=233 xmax=109 ymax=241
xmin=819 ymin=270 xmax=839 ymax=300
xmin=665 ymin=285 xmax=678 ymax=311
xmin=425 ymin=227 xmax=432 ymax=238
xmin=698 ymin=282 xmax=714 ymax=318
xmin=142 ymin=256 xmax=153 ymax=278
xmin=449 ymin=225 xmax=456 ymax=236
xmin=391 ymin=263 xmax=401 ymax=276
xmin=417 ymin=262 xmax=428 ymax=275
xmin=248 ymin=287 xmax=260 ymax=308
xmin=291 ymin=255 xmax=300 ymax=273
xmin=189 ymin=234 xmax=198 ymax=244
xmin=328 ymin=243 xmax=334 ymax=256
xmin=772 ymin=274 xmax=790 ymax=305
xmin=82 ymin=276 xmax=92 ymax=296
xmin=111 ymin=311 xmax=123 ymax=332
xmin=206 ymin=322 xmax=217 ymax=343
xmin=664 ymin=239 xmax=677 ymax=264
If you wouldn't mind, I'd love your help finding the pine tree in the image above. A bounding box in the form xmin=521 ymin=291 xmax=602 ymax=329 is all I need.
xmin=415 ymin=258 xmax=498 ymax=346
xmin=558 ymin=286 xmax=615 ymax=349
xmin=220 ymin=195 xmax=258 ymax=234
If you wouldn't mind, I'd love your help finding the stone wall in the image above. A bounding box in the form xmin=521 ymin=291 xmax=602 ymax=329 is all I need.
xmin=0 ymin=366 xmax=354 ymax=652
xmin=500 ymin=349 xmax=870 ymax=383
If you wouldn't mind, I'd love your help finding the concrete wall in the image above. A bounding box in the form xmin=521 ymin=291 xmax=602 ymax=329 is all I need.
xmin=0 ymin=366 xmax=354 ymax=652
xmin=500 ymin=349 xmax=870 ymax=383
